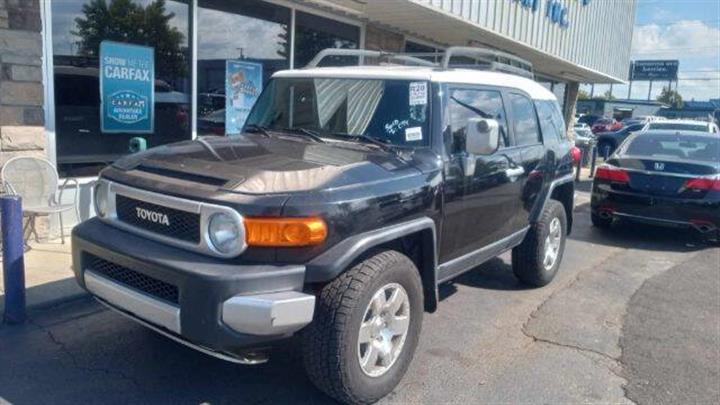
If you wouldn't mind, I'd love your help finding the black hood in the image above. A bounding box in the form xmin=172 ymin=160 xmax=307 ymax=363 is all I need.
xmin=110 ymin=133 xmax=424 ymax=195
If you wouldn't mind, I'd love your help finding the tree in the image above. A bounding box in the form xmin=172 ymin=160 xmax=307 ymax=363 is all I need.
xmin=577 ymin=89 xmax=590 ymax=100
xmin=657 ymin=86 xmax=684 ymax=109
xmin=601 ymin=89 xmax=615 ymax=100
xmin=73 ymin=0 xmax=187 ymax=78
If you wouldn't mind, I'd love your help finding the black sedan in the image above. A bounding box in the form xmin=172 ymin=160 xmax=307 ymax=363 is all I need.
xmin=591 ymin=130 xmax=719 ymax=241
xmin=595 ymin=123 xmax=645 ymax=158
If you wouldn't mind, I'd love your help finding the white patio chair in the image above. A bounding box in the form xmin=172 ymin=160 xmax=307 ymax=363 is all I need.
xmin=1 ymin=156 xmax=80 ymax=245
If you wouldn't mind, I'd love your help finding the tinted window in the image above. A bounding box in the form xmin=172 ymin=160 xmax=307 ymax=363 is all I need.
xmin=51 ymin=0 xmax=191 ymax=177
xmin=623 ymin=134 xmax=719 ymax=163
xmin=448 ymin=88 xmax=510 ymax=153
xmin=535 ymin=100 xmax=565 ymax=141
xmin=509 ymin=93 xmax=541 ymax=145
xmin=196 ymin=0 xmax=290 ymax=135
xmin=648 ymin=122 xmax=709 ymax=132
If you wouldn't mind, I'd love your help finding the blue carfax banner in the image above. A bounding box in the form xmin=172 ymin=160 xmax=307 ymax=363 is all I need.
xmin=225 ymin=60 xmax=262 ymax=135
xmin=100 ymin=41 xmax=154 ymax=133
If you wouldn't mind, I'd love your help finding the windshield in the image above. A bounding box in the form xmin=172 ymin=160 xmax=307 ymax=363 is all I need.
xmin=647 ymin=122 xmax=708 ymax=132
xmin=623 ymin=134 xmax=719 ymax=162
xmin=245 ymin=78 xmax=431 ymax=146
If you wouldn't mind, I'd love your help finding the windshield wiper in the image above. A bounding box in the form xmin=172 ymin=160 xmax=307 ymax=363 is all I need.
xmin=279 ymin=127 xmax=327 ymax=143
xmin=327 ymin=132 xmax=408 ymax=156
xmin=244 ymin=124 xmax=270 ymax=137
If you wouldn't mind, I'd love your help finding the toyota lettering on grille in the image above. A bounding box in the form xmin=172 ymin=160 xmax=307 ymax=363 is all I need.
xmin=135 ymin=207 xmax=170 ymax=226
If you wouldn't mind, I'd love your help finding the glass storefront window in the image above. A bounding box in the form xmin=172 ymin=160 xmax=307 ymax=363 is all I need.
xmin=196 ymin=0 xmax=290 ymax=135
xmin=293 ymin=11 xmax=359 ymax=68
xmin=51 ymin=0 xmax=191 ymax=177
xmin=404 ymin=41 xmax=442 ymax=63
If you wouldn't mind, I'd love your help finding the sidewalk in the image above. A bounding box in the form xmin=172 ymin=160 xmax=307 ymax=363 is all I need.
xmin=0 ymin=239 xmax=86 ymax=313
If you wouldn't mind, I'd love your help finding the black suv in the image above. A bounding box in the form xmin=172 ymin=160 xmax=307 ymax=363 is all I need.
xmin=72 ymin=48 xmax=575 ymax=404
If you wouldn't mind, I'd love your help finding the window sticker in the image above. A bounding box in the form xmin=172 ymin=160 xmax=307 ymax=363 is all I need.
xmin=409 ymin=82 xmax=427 ymax=106
xmin=405 ymin=126 xmax=423 ymax=142
xmin=385 ymin=119 xmax=409 ymax=135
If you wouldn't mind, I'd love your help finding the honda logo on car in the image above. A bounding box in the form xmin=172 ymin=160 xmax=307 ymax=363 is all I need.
xmin=654 ymin=162 xmax=665 ymax=171
xmin=135 ymin=207 xmax=170 ymax=226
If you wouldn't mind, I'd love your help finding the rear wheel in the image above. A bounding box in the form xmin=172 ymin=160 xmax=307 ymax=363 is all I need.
xmin=512 ymin=200 xmax=567 ymax=287
xmin=302 ymin=250 xmax=423 ymax=404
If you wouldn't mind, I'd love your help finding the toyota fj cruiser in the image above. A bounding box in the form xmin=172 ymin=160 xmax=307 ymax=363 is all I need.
xmin=72 ymin=48 xmax=575 ymax=404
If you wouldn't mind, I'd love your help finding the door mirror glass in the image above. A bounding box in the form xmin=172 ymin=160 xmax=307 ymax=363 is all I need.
xmin=465 ymin=117 xmax=500 ymax=155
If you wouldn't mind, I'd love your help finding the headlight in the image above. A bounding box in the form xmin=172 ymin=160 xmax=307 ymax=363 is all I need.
xmin=208 ymin=213 xmax=241 ymax=254
xmin=94 ymin=181 xmax=108 ymax=218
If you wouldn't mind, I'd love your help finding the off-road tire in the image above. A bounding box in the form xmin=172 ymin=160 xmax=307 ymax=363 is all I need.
xmin=591 ymin=211 xmax=613 ymax=229
xmin=512 ymin=200 xmax=567 ymax=287
xmin=301 ymin=250 xmax=424 ymax=404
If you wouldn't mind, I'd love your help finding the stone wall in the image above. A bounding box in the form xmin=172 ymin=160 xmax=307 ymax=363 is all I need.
xmin=0 ymin=0 xmax=48 ymax=237
xmin=0 ymin=0 xmax=46 ymax=173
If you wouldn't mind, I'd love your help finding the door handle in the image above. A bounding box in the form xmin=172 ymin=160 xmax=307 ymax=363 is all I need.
xmin=505 ymin=166 xmax=525 ymax=181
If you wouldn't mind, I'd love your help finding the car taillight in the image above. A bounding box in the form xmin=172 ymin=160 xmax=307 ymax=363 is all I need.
xmin=683 ymin=176 xmax=720 ymax=191
xmin=570 ymin=146 xmax=582 ymax=164
xmin=595 ymin=164 xmax=630 ymax=183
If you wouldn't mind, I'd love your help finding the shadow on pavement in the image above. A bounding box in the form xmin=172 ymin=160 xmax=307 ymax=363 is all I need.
xmin=0 ymin=298 xmax=334 ymax=405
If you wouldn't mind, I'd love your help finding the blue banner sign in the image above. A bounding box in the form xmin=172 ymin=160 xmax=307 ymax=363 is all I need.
xmin=225 ymin=60 xmax=263 ymax=135
xmin=100 ymin=41 xmax=154 ymax=133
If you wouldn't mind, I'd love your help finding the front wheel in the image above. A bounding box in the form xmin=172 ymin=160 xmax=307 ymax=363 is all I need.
xmin=302 ymin=250 xmax=424 ymax=404
xmin=512 ymin=200 xmax=567 ymax=287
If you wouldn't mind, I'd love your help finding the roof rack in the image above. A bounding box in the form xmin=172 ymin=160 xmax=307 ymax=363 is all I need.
xmin=305 ymin=49 xmax=436 ymax=68
xmin=441 ymin=46 xmax=534 ymax=79
xmin=304 ymin=47 xmax=534 ymax=79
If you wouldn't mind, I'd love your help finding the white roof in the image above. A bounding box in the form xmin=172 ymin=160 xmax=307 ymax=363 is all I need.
xmin=273 ymin=66 xmax=557 ymax=101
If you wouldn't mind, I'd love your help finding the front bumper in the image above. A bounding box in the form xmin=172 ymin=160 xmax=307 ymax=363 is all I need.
xmin=72 ymin=219 xmax=315 ymax=359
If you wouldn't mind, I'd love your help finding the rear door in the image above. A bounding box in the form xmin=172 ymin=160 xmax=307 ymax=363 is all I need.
xmin=506 ymin=92 xmax=546 ymax=230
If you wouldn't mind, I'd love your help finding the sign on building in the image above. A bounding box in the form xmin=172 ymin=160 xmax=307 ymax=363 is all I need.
xmin=631 ymin=60 xmax=679 ymax=81
xmin=225 ymin=60 xmax=262 ymax=135
xmin=99 ymin=41 xmax=155 ymax=133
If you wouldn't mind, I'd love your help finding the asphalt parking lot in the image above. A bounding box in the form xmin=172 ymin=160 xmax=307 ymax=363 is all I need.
xmin=1 ymin=187 xmax=718 ymax=404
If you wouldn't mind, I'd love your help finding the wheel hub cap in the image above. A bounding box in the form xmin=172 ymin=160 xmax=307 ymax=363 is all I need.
xmin=543 ymin=217 xmax=562 ymax=270
xmin=357 ymin=283 xmax=411 ymax=377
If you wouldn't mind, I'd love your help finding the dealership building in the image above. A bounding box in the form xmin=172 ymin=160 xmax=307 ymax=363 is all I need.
xmin=0 ymin=0 xmax=638 ymax=237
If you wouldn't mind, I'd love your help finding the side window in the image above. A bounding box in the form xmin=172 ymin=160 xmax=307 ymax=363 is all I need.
xmin=509 ymin=93 xmax=541 ymax=145
xmin=535 ymin=100 xmax=566 ymax=141
xmin=448 ymin=88 xmax=510 ymax=154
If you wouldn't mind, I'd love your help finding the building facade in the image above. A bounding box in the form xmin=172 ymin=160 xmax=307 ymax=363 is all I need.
xmin=1 ymin=0 xmax=638 ymax=237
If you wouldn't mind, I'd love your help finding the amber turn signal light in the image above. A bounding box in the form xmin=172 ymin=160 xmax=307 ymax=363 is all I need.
xmin=244 ymin=217 xmax=327 ymax=247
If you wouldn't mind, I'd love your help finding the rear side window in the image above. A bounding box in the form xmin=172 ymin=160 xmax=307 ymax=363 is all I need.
xmin=535 ymin=100 xmax=566 ymax=141
xmin=509 ymin=93 xmax=541 ymax=145
xmin=448 ymin=88 xmax=510 ymax=153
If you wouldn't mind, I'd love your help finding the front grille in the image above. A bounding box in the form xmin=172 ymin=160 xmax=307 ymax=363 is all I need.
xmin=115 ymin=194 xmax=200 ymax=243
xmin=87 ymin=255 xmax=179 ymax=305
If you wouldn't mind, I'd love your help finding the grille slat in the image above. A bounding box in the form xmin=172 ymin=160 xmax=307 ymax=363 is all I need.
xmin=87 ymin=255 xmax=179 ymax=305
xmin=115 ymin=195 xmax=200 ymax=243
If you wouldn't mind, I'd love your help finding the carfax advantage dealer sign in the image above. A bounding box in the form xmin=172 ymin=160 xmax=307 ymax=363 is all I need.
xmin=100 ymin=41 xmax=155 ymax=133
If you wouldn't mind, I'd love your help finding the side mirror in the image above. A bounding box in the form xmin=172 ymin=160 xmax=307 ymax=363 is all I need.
xmin=460 ymin=118 xmax=500 ymax=177
xmin=466 ymin=118 xmax=500 ymax=155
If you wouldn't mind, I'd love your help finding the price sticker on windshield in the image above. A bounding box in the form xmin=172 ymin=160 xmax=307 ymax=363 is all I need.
xmin=409 ymin=82 xmax=427 ymax=106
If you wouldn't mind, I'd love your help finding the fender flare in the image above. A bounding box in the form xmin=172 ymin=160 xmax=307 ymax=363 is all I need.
xmin=529 ymin=174 xmax=575 ymax=224
xmin=305 ymin=217 xmax=439 ymax=311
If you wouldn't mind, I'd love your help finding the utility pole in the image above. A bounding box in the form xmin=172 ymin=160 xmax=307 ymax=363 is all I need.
xmin=627 ymin=80 xmax=632 ymax=99
xmin=648 ymin=81 xmax=653 ymax=101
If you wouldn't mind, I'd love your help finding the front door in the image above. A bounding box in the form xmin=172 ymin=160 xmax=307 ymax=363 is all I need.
xmin=439 ymin=86 xmax=525 ymax=267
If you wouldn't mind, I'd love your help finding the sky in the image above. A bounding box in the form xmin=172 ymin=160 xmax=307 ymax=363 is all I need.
xmin=582 ymin=0 xmax=720 ymax=102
